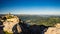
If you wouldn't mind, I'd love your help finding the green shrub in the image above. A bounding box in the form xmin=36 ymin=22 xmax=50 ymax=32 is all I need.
xmin=4 ymin=31 xmax=13 ymax=34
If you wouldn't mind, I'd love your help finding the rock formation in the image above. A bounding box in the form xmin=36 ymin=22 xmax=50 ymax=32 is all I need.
xmin=45 ymin=23 xmax=60 ymax=34
xmin=2 ymin=13 xmax=22 ymax=33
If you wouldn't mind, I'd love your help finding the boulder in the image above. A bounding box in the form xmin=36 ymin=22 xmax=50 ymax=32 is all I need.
xmin=45 ymin=23 xmax=60 ymax=34
xmin=3 ymin=14 xmax=22 ymax=33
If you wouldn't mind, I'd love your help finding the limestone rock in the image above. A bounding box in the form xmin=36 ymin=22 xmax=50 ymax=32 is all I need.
xmin=17 ymin=24 xmax=22 ymax=33
xmin=45 ymin=23 xmax=60 ymax=34
xmin=55 ymin=23 xmax=60 ymax=28
xmin=3 ymin=14 xmax=22 ymax=33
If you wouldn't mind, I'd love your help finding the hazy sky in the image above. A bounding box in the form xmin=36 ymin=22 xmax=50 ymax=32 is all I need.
xmin=0 ymin=0 xmax=60 ymax=15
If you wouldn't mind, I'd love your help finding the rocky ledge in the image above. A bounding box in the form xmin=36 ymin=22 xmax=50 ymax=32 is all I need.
xmin=1 ymin=13 xmax=22 ymax=33
xmin=45 ymin=23 xmax=60 ymax=34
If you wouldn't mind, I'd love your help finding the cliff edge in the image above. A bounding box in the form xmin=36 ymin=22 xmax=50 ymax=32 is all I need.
xmin=1 ymin=13 xmax=22 ymax=33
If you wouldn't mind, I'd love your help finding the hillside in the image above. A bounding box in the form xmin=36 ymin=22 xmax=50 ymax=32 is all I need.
xmin=16 ymin=15 xmax=60 ymax=26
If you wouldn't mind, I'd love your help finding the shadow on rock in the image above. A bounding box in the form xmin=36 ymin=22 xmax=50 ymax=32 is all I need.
xmin=0 ymin=21 xmax=5 ymax=34
xmin=12 ymin=23 xmax=50 ymax=34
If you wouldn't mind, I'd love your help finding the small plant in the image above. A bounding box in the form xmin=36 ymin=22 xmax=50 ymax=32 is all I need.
xmin=7 ymin=16 xmax=14 ymax=19
xmin=4 ymin=31 xmax=13 ymax=34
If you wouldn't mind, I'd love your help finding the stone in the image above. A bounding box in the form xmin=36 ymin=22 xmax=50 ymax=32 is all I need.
xmin=45 ymin=23 xmax=60 ymax=34
xmin=3 ymin=14 xmax=22 ymax=33
xmin=17 ymin=24 xmax=22 ymax=33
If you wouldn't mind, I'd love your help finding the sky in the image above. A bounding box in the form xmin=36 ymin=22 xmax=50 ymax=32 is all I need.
xmin=0 ymin=0 xmax=60 ymax=15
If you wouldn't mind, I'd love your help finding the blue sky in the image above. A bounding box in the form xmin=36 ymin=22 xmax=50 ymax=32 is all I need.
xmin=0 ymin=0 xmax=60 ymax=15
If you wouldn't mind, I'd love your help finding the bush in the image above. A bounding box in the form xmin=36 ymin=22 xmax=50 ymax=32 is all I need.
xmin=4 ymin=31 xmax=13 ymax=34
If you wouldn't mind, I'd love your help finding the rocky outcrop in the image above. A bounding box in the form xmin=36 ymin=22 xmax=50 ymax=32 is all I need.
xmin=45 ymin=23 xmax=60 ymax=34
xmin=2 ymin=14 xmax=22 ymax=33
xmin=17 ymin=24 xmax=22 ymax=33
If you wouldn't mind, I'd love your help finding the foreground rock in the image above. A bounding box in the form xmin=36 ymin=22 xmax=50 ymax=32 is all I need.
xmin=2 ymin=13 xmax=22 ymax=33
xmin=45 ymin=23 xmax=60 ymax=34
